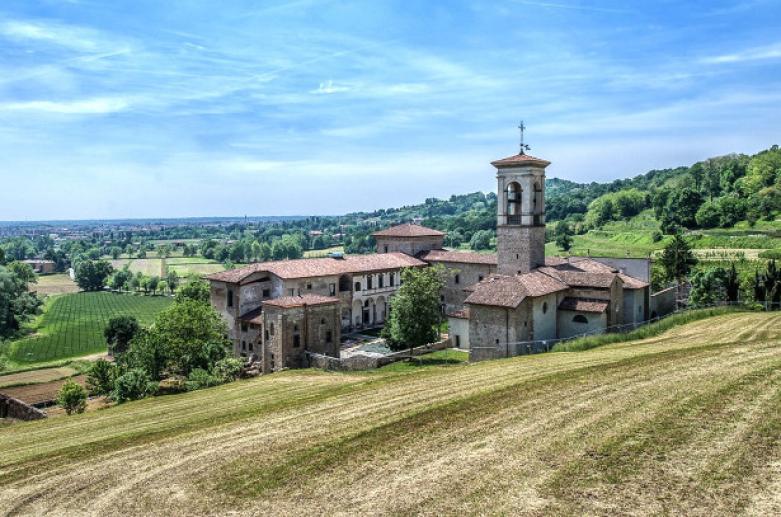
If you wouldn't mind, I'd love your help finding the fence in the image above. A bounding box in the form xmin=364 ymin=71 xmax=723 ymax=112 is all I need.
xmin=469 ymin=301 xmax=752 ymax=362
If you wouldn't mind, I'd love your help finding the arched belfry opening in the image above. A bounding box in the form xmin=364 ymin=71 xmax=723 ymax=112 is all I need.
xmin=534 ymin=181 xmax=544 ymax=224
xmin=506 ymin=181 xmax=522 ymax=225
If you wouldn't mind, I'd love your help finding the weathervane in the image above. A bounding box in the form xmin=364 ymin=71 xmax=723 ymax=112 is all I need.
xmin=518 ymin=120 xmax=531 ymax=155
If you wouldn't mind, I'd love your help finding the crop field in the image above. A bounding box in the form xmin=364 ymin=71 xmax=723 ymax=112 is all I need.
xmin=32 ymin=274 xmax=79 ymax=296
xmin=0 ymin=312 xmax=779 ymax=515
xmin=110 ymin=258 xmax=166 ymax=277
xmin=1 ymin=292 xmax=171 ymax=366
xmin=0 ymin=367 xmax=77 ymax=389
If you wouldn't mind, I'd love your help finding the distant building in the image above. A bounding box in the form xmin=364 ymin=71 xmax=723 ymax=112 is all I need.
xmin=22 ymin=259 xmax=56 ymax=275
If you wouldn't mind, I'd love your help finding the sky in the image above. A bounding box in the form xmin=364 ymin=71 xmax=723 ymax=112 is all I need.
xmin=0 ymin=0 xmax=780 ymax=221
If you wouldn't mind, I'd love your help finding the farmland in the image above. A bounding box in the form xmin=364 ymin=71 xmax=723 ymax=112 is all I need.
xmin=32 ymin=274 xmax=79 ymax=296
xmin=0 ymin=311 xmax=779 ymax=515
xmin=0 ymin=292 xmax=171 ymax=368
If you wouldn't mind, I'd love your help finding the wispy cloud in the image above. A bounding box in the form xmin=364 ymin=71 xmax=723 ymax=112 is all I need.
xmin=0 ymin=97 xmax=130 ymax=114
xmin=0 ymin=20 xmax=103 ymax=51
xmin=702 ymin=42 xmax=781 ymax=64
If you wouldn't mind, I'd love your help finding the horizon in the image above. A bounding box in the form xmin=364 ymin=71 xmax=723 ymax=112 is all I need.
xmin=1 ymin=0 xmax=780 ymax=220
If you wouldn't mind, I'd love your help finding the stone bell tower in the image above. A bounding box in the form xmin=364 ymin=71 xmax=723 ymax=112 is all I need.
xmin=492 ymin=124 xmax=549 ymax=276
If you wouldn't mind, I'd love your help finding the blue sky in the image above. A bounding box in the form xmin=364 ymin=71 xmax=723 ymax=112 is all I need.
xmin=0 ymin=0 xmax=780 ymax=220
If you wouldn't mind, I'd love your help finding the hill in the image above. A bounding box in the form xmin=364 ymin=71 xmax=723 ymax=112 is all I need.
xmin=1 ymin=311 xmax=779 ymax=515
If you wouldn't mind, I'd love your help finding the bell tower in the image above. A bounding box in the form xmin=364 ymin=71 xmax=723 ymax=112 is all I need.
xmin=492 ymin=123 xmax=549 ymax=275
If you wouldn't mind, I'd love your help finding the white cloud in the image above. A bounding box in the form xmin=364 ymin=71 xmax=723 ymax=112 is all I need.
xmin=0 ymin=20 xmax=102 ymax=51
xmin=310 ymin=80 xmax=351 ymax=94
xmin=702 ymin=42 xmax=781 ymax=64
xmin=0 ymin=97 xmax=130 ymax=114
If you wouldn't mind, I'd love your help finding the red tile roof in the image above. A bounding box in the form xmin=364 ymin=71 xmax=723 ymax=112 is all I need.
xmin=558 ymin=297 xmax=609 ymax=313
xmin=372 ymin=223 xmax=445 ymax=238
xmin=207 ymin=252 xmax=426 ymax=283
xmin=239 ymin=307 xmax=264 ymax=324
xmin=464 ymin=271 xmax=568 ymax=308
xmin=263 ymin=294 xmax=340 ymax=309
xmin=538 ymin=267 xmax=617 ymax=289
xmin=419 ymin=249 xmax=498 ymax=265
xmin=491 ymin=153 xmax=551 ymax=168
xmin=618 ymin=273 xmax=649 ymax=289
xmin=446 ymin=309 xmax=470 ymax=319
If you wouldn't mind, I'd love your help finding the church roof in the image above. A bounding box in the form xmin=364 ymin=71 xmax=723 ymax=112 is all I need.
xmin=491 ymin=153 xmax=551 ymax=168
xmin=371 ymin=223 xmax=445 ymax=238
xmin=464 ymin=271 xmax=568 ymax=308
xmin=419 ymin=249 xmax=498 ymax=265
xmin=239 ymin=307 xmax=264 ymax=324
xmin=558 ymin=297 xmax=609 ymax=313
xmin=263 ymin=294 xmax=340 ymax=309
xmin=537 ymin=267 xmax=618 ymax=289
xmin=618 ymin=273 xmax=649 ymax=289
xmin=206 ymin=252 xmax=426 ymax=283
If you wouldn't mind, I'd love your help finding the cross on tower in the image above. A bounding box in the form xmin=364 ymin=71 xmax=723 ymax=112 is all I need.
xmin=518 ymin=120 xmax=531 ymax=155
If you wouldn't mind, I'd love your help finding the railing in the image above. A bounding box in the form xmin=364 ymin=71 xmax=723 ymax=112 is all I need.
xmin=506 ymin=215 xmax=522 ymax=225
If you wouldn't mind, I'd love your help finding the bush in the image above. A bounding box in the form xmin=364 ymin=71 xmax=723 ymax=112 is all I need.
xmin=0 ymin=353 xmax=8 ymax=372
xmin=211 ymin=357 xmax=243 ymax=383
xmin=86 ymin=359 xmax=118 ymax=396
xmin=759 ymin=249 xmax=781 ymax=260
xmin=185 ymin=368 xmax=221 ymax=391
xmin=57 ymin=379 xmax=87 ymax=415
xmin=112 ymin=368 xmax=156 ymax=403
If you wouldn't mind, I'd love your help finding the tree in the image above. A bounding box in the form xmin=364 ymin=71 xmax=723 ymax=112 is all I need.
xmin=150 ymin=299 xmax=229 ymax=376
xmin=57 ymin=379 xmax=87 ymax=415
xmin=659 ymin=233 xmax=698 ymax=284
xmin=555 ymin=223 xmax=573 ymax=252
xmin=0 ymin=264 xmax=42 ymax=337
xmin=689 ymin=267 xmax=727 ymax=306
xmin=166 ymin=270 xmax=179 ymax=294
xmin=175 ymin=278 xmax=210 ymax=304
xmin=725 ymin=263 xmax=740 ymax=302
xmin=469 ymin=230 xmax=492 ymax=251
xmin=75 ymin=260 xmax=113 ymax=291
xmin=147 ymin=275 xmax=159 ymax=294
xmin=104 ymin=315 xmax=140 ymax=356
xmin=384 ymin=266 xmax=445 ymax=356
xmin=112 ymin=368 xmax=156 ymax=402
xmin=110 ymin=247 xmax=122 ymax=260
xmin=86 ymin=359 xmax=118 ymax=396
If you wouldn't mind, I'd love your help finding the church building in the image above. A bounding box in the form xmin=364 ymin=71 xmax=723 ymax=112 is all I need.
xmin=207 ymin=144 xmax=654 ymax=370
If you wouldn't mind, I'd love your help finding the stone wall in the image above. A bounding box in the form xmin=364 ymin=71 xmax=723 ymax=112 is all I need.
xmin=650 ymin=286 xmax=677 ymax=318
xmin=496 ymin=225 xmax=546 ymax=275
xmin=435 ymin=261 xmax=496 ymax=311
xmin=375 ymin=236 xmax=444 ymax=255
xmin=0 ymin=394 xmax=46 ymax=421
xmin=307 ymin=337 xmax=451 ymax=371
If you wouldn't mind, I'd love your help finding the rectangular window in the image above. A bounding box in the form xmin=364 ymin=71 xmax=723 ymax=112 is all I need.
xmin=367 ymin=275 xmax=373 ymax=290
xmin=227 ymin=290 xmax=234 ymax=308
xmin=454 ymin=274 xmax=460 ymax=284
xmin=289 ymin=288 xmax=295 ymax=296
xmin=241 ymin=323 xmax=248 ymax=332
xmin=293 ymin=334 xmax=301 ymax=347
xmin=390 ymin=273 xmax=395 ymax=287
xmin=326 ymin=330 xmax=332 ymax=343
xmin=354 ymin=282 xmax=361 ymax=292
xmin=306 ymin=283 xmax=312 ymax=290
xmin=455 ymin=335 xmax=461 ymax=348
xmin=478 ymin=275 xmax=484 ymax=281
xmin=262 ymin=288 xmax=270 ymax=298
xmin=329 ymin=283 xmax=336 ymax=296
xmin=379 ymin=275 xmax=384 ymax=288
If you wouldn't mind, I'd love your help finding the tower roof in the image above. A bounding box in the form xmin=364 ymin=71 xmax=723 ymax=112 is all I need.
xmin=491 ymin=153 xmax=550 ymax=168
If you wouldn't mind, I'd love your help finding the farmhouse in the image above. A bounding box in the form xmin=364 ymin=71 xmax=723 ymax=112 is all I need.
xmin=208 ymin=147 xmax=660 ymax=370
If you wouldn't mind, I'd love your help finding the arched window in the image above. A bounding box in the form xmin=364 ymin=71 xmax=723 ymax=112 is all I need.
xmin=339 ymin=274 xmax=351 ymax=292
xmin=572 ymin=315 xmax=588 ymax=324
xmin=542 ymin=302 xmax=548 ymax=314
xmin=506 ymin=182 xmax=522 ymax=224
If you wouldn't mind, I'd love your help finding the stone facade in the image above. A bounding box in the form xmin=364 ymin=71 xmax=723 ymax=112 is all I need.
xmin=496 ymin=225 xmax=546 ymax=276
xmin=375 ymin=235 xmax=444 ymax=256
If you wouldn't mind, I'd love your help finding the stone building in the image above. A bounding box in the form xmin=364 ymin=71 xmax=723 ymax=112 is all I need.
xmin=208 ymin=147 xmax=654 ymax=371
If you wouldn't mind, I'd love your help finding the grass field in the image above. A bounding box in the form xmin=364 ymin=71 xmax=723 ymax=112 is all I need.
xmin=32 ymin=274 xmax=79 ymax=296
xmin=304 ymin=246 xmax=344 ymax=258
xmin=0 ymin=292 xmax=171 ymax=368
xmin=0 ymin=312 xmax=779 ymax=515
xmin=110 ymin=258 xmax=166 ymax=277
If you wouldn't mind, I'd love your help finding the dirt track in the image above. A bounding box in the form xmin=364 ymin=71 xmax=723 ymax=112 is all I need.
xmin=0 ymin=312 xmax=779 ymax=515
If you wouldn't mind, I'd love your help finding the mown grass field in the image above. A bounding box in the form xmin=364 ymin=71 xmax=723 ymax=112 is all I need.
xmin=32 ymin=274 xmax=79 ymax=296
xmin=0 ymin=312 xmax=779 ymax=515
xmin=0 ymin=292 xmax=171 ymax=368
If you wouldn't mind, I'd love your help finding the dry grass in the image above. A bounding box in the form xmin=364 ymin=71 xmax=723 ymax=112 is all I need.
xmin=32 ymin=274 xmax=79 ymax=296
xmin=0 ymin=312 xmax=780 ymax=515
xmin=0 ymin=367 xmax=77 ymax=389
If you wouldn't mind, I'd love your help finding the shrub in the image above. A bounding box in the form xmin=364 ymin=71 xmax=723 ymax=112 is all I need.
xmin=86 ymin=359 xmax=117 ymax=396
xmin=759 ymin=249 xmax=781 ymax=260
xmin=112 ymin=368 xmax=156 ymax=403
xmin=212 ymin=357 xmax=243 ymax=383
xmin=185 ymin=368 xmax=221 ymax=391
xmin=57 ymin=379 xmax=87 ymax=415
xmin=0 ymin=353 xmax=8 ymax=372
xmin=104 ymin=315 xmax=140 ymax=356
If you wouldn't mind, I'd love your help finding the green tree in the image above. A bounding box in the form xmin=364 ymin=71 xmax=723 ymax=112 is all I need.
xmin=149 ymin=299 xmax=229 ymax=376
xmin=250 ymin=240 xmax=262 ymax=262
xmin=384 ymin=266 xmax=446 ymax=355
xmin=166 ymin=270 xmax=179 ymax=294
xmin=75 ymin=260 xmax=113 ymax=291
xmin=147 ymin=275 xmax=159 ymax=294
xmin=104 ymin=315 xmax=140 ymax=356
xmin=175 ymin=278 xmax=210 ymax=304
xmin=0 ymin=264 xmax=42 ymax=337
xmin=659 ymin=233 xmax=698 ymax=303
xmin=555 ymin=223 xmax=573 ymax=252
xmin=86 ymin=359 xmax=118 ymax=396
xmin=112 ymin=368 xmax=156 ymax=402
xmin=57 ymin=379 xmax=87 ymax=415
